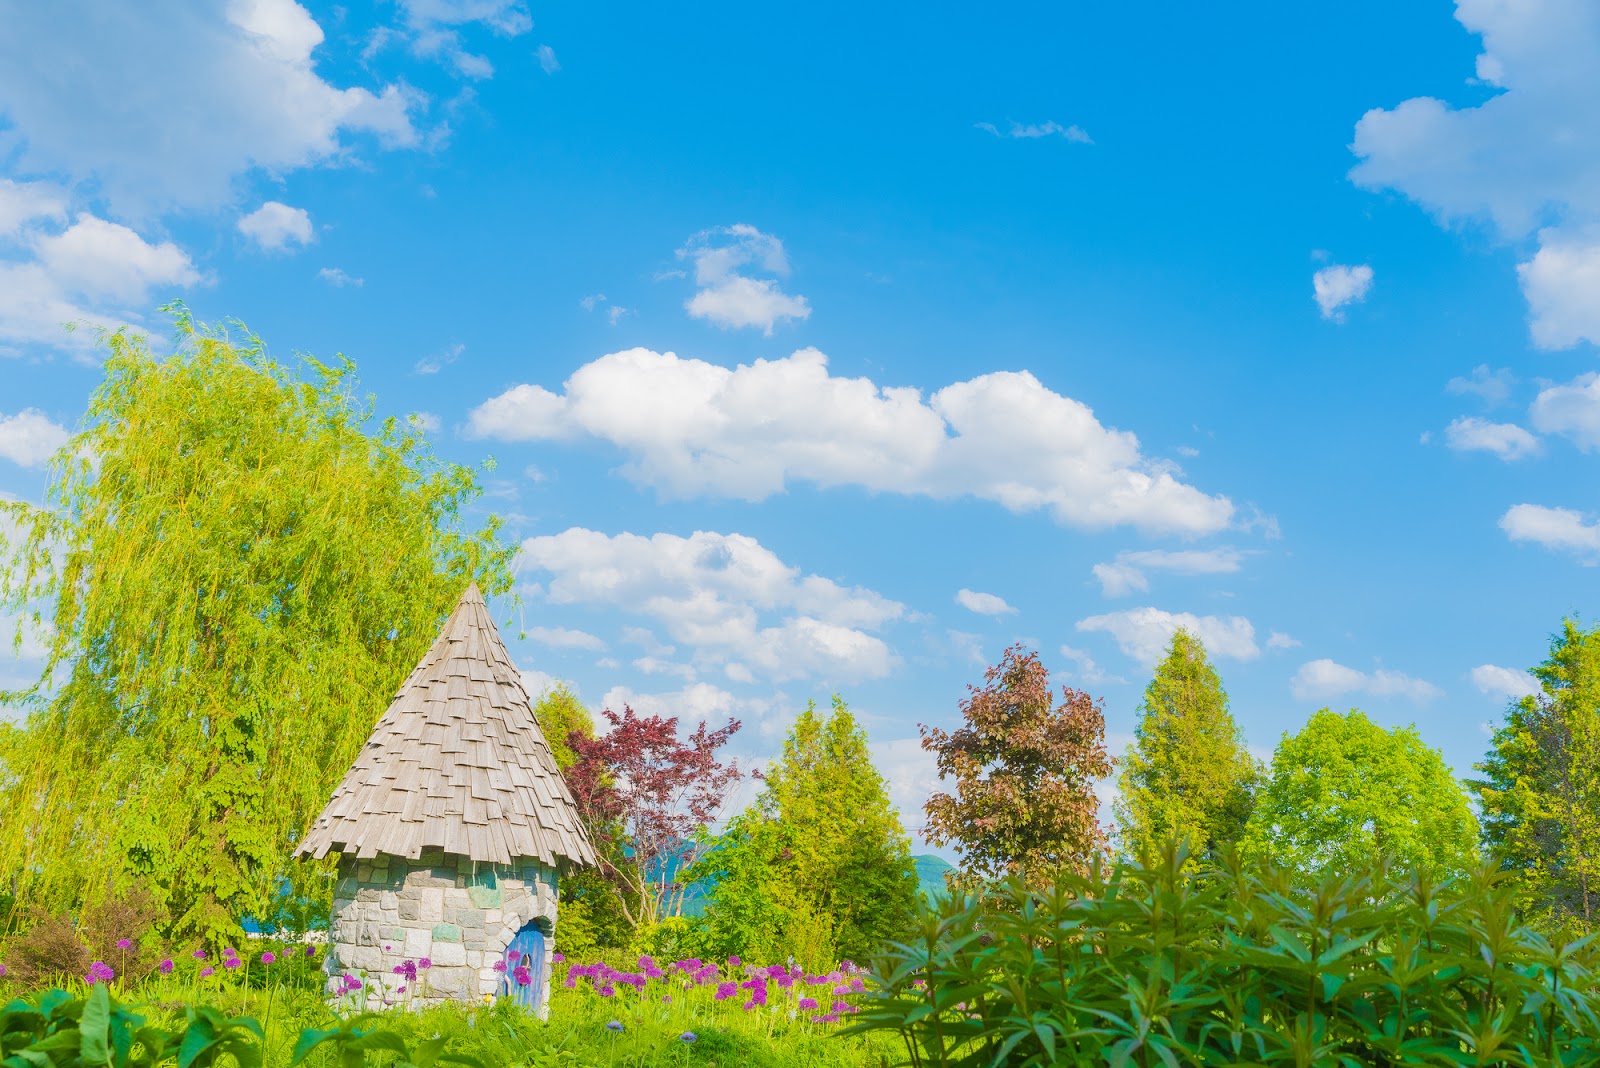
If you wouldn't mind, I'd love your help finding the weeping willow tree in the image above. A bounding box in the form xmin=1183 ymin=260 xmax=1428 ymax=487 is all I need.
xmin=0 ymin=309 xmax=515 ymax=943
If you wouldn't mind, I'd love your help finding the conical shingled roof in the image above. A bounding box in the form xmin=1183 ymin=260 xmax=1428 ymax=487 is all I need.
xmin=297 ymin=583 xmax=598 ymax=868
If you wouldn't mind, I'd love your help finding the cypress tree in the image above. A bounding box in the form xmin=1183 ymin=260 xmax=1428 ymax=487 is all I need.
xmin=1116 ymin=629 xmax=1259 ymax=862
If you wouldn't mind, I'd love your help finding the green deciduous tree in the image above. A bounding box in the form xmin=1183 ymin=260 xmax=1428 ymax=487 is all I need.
xmin=0 ymin=312 xmax=514 ymax=943
xmin=1116 ymin=629 xmax=1259 ymax=862
xmin=1472 ymin=619 xmax=1600 ymax=932
xmin=694 ymin=696 xmax=919 ymax=965
xmin=921 ymin=645 xmax=1112 ymax=883
xmin=1242 ymin=708 xmax=1479 ymax=877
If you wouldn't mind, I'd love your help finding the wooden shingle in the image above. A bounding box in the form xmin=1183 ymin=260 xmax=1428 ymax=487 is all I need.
xmin=296 ymin=583 xmax=598 ymax=868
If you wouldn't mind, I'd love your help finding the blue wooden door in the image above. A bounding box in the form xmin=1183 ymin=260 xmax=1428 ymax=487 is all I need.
xmin=503 ymin=923 xmax=546 ymax=1008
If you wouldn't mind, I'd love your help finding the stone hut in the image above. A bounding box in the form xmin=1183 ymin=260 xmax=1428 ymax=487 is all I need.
xmin=296 ymin=583 xmax=596 ymax=1012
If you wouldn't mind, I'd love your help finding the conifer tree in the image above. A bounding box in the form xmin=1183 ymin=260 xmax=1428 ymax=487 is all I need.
xmin=1116 ymin=629 xmax=1259 ymax=862
xmin=696 ymin=696 xmax=918 ymax=963
xmin=1473 ymin=619 xmax=1600 ymax=932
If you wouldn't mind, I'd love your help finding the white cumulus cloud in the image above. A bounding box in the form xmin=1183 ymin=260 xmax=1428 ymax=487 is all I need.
xmin=1290 ymin=658 xmax=1442 ymax=703
xmin=677 ymin=224 xmax=810 ymax=334
xmin=1530 ymin=372 xmax=1600 ymax=451
xmin=0 ymin=0 xmax=419 ymax=214
xmin=1351 ymin=1 xmax=1600 ymax=347
xmin=0 ymin=209 xmax=203 ymax=356
xmin=1470 ymin=663 xmax=1541 ymax=701
xmin=1313 ymin=264 xmax=1374 ymax=320
xmin=1500 ymin=503 xmax=1600 ymax=561
xmin=954 ymin=589 xmax=1014 ymax=616
xmin=520 ymin=528 xmax=904 ymax=682
xmin=238 ymin=201 xmax=313 ymax=251
xmin=467 ymin=348 xmax=1235 ymax=537
xmin=1076 ymin=607 xmax=1259 ymax=666
xmin=0 ymin=409 xmax=70 ymax=467
xmin=1443 ymin=416 xmax=1540 ymax=460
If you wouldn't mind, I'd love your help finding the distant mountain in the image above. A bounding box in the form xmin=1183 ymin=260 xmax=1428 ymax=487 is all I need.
xmin=913 ymin=853 xmax=954 ymax=899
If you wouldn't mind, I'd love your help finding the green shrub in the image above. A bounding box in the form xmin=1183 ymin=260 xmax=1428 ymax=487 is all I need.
xmin=848 ymin=840 xmax=1600 ymax=1067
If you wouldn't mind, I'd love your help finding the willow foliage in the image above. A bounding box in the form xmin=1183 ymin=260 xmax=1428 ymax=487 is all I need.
xmin=0 ymin=311 xmax=515 ymax=942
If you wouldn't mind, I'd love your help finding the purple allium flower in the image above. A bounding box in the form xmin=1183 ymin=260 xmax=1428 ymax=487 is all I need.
xmin=384 ymin=945 xmax=391 ymax=951
xmin=115 ymin=939 xmax=132 ymax=950
xmin=0 ymin=963 xmax=6 ymax=978
xmin=419 ymin=957 xmax=431 ymax=969
xmin=200 ymin=967 xmax=215 ymax=978
xmin=597 ymin=983 xmax=615 ymax=997
xmin=728 ymin=955 xmax=741 ymax=967
xmin=84 ymin=961 xmax=115 ymax=984
xmin=714 ymin=981 xmax=737 ymax=1001
xmin=159 ymin=959 xmax=174 ymax=975
xmin=223 ymin=957 xmax=241 ymax=970
xmin=563 ymin=977 xmax=576 ymax=988
xmin=261 ymin=952 xmax=276 ymax=964
xmin=223 ymin=947 xmax=237 ymax=958
xmin=679 ymin=1032 xmax=696 ymax=1043
xmin=605 ymin=1021 xmax=623 ymax=1033
xmin=493 ymin=960 xmax=508 ymax=974
xmin=551 ymin=952 xmax=564 ymax=963
xmin=306 ymin=946 xmax=316 ymax=957
xmin=513 ymin=965 xmax=532 ymax=987
xmin=799 ymin=996 xmax=818 ymax=1011
xmin=193 ymin=950 xmax=206 ymax=960
xmin=663 ymin=995 xmax=672 ymax=1005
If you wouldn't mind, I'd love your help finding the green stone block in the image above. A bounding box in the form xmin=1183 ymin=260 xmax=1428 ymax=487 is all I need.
xmin=432 ymin=923 xmax=462 ymax=943
xmin=467 ymin=883 xmax=502 ymax=908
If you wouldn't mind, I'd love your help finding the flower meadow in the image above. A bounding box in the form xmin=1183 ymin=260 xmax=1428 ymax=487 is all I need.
xmin=0 ymin=939 xmax=896 ymax=1068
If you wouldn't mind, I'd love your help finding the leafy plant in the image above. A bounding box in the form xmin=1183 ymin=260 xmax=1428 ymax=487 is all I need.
xmin=847 ymin=840 xmax=1600 ymax=1067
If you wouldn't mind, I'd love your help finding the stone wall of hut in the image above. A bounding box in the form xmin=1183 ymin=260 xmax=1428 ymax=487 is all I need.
xmin=325 ymin=850 xmax=559 ymax=1007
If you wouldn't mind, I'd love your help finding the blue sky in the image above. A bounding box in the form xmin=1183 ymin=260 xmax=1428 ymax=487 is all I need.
xmin=2 ymin=0 xmax=1598 ymax=846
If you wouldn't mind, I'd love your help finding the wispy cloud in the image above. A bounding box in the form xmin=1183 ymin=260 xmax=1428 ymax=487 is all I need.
xmin=975 ymin=120 xmax=1093 ymax=143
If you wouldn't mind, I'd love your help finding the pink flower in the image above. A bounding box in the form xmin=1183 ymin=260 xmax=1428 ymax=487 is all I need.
xmin=419 ymin=958 xmax=431 ymax=969
xmin=223 ymin=957 xmax=241 ymax=970
xmin=115 ymin=939 xmax=132 ymax=950
xmin=305 ymin=945 xmax=317 ymax=957
xmin=159 ymin=959 xmax=174 ymax=974
xmin=728 ymin=955 xmax=741 ymax=967
xmin=799 ymin=997 xmax=818 ymax=1011
xmin=261 ymin=952 xmax=276 ymax=964
xmin=714 ymin=981 xmax=737 ymax=1000
xmin=200 ymin=967 xmax=215 ymax=978
xmin=551 ymin=953 xmax=565 ymax=963
xmin=193 ymin=950 xmax=206 ymax=960
xmin=84 ymin=961 xmax=115 ymax=984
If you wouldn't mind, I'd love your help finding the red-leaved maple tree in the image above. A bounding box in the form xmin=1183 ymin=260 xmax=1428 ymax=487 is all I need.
xmin=565 ymin=705 xmax=742 ymax=929
xmin=921 ymin=644 xmax=1112 ymax=883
